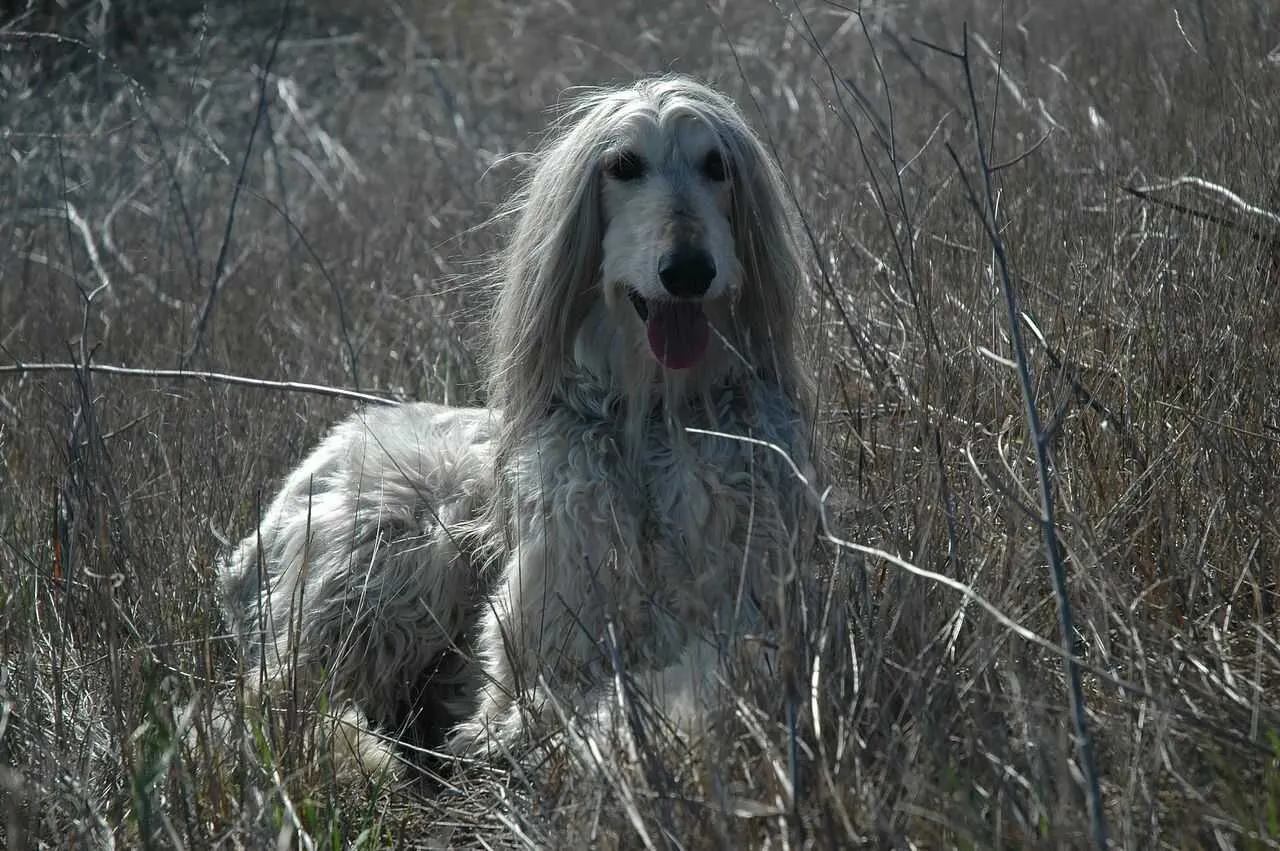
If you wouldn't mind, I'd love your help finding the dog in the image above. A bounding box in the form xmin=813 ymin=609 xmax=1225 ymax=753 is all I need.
xmin=217 ymin=74 xmax=819 ymax=775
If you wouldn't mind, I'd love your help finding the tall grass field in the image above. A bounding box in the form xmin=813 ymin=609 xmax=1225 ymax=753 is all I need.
xmin=2 ymin=0 xmax=1278 ymax=847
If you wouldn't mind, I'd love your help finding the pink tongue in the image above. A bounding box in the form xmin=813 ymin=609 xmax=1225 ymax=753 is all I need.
xmin=645 ymin=302 xmax=710 ymax=370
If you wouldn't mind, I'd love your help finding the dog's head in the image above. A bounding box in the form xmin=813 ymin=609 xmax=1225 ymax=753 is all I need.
xmin=490 ymin=75 xmax=806 ymax=425
xmin=596 ymin=98 xmax=739 ymax=371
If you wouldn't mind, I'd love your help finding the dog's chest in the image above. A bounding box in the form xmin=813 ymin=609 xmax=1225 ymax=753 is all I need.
xmin=635 ymin=429 xmax=740 ymax=559
xmin=533 ymin=388 xmax=800 ymax=581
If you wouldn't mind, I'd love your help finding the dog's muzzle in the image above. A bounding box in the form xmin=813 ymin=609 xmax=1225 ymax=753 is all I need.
xmin=622 ymin=244 xmax=718 ymax=371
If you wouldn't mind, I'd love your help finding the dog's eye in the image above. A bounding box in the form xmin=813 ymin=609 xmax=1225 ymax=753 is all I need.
xmin=700 ymin=149 xmax=728 ymax=182
xmin=605 ymin=151 xmax=646 ymax=182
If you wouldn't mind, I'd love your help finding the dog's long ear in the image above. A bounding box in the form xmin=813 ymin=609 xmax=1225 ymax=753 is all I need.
xmin=721 ymin=116 xmax=806 ymax=398
xmin=489 ymin=115 xmax=605 ymax=434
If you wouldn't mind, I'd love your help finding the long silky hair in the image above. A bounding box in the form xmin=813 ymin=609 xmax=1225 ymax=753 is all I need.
xmin=486 ymin=75 xmax=810 ymax=446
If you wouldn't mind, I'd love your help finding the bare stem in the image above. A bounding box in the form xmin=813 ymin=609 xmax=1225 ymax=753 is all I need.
xmin=0 ymin=362 xmax=400 ymax=407
xmin=934 ymin=23 xmax=1110 ymax=848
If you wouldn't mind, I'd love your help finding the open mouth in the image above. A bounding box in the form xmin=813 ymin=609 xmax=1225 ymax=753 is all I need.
xmin=627 ymin=291 xmax=711 ymax=370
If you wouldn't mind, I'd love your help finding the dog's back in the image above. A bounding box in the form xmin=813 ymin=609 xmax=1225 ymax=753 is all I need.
xmin=217 ymin=402 xmax=502 ymax=753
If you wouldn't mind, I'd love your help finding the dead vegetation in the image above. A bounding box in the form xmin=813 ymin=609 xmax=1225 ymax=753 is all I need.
xmin=2 ymin=0 xmax=1279 ymax=847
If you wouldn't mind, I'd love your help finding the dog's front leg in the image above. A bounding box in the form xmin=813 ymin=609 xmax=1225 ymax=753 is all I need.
xmin=448 ymin=526 xmax=611 ymax=757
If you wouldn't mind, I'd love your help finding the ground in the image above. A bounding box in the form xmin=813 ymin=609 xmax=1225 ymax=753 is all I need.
xmin=2 ymin=0 xmax=1279 ymax=847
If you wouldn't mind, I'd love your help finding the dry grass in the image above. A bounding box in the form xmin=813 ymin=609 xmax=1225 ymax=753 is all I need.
xmin=3 ymin=0 xmax=1279 ymax=847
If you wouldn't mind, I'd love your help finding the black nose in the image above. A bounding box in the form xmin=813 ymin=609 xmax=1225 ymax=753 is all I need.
xmin=658 ymin=246 xmax=716 ymax=298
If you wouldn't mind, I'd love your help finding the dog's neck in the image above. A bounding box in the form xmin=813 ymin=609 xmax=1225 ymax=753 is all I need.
xmin=553 ymin=370 xmax=740 ymax=418
xmin=546 ymin=292 xmax=801 ymax=461
xmin=545 ymin=371 xmax=753 ymax=466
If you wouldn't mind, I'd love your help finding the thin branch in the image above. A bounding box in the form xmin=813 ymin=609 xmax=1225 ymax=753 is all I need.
xmin=1122 ymin=177 xmax=1280 ymax=244
xmin=949 ymin=24 xmax=1108 ymax=848
xmin=909 ymin=34 xmax=963 ymax=61
xmin=242 ymin=185 xmax=362 ymax=386
xmin=29 ymin=204 xmax=112 ymax=302
xmin=0 ymin=362 xmax=401 ymax=407
xmin=186 ymin=0 xmax=292 ymax=366
xmin=1122 ymin=184 xmax=1243 ymax=231
xmin=991 ymin=126 xmax=1054 ymax=172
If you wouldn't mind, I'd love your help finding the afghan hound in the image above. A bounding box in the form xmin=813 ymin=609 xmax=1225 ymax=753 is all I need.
xmin=217 ymin=74 xmax=819 ymax=775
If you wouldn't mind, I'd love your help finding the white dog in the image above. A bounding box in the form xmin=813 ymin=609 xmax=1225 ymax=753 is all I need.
xmin=217 ymin=74 xmax=819 ymax=774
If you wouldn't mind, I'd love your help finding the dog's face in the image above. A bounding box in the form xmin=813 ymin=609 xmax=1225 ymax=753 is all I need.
xmin=598 ymin=110 xmax=740 ymax=371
